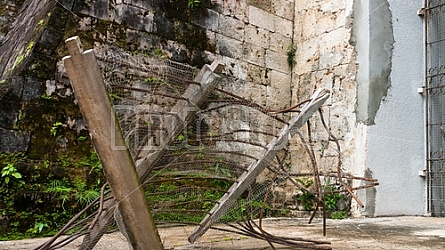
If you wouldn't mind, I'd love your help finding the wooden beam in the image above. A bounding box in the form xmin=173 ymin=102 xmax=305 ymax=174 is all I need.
xmin=188 ymin=88 xmax=330 ymax=243
xmin=77 ymin=55 xmax=224 ymax=249
xmin=63 ymin=36 xmax=163 ymax=250
xmin=135 ymin=61 xmax=225 ymax=180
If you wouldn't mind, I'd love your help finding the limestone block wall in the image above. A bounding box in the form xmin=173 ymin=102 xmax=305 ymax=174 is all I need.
xmin=0 ymin=0 xmax=360 ymax=215
xmin=290 ymin=0 xmax=359 ymax=175
xmin=1 ymin=0 xmax=428 ymax=217
xmin=0 ymin=0 xmax=297 ymax=157
xmin=290 ymin=0 xmax=427 ymax=217
xmin=70 ymin=0 xmax=295 ymax=109
xmin=70 ymin=0 xmax=297 ymax=164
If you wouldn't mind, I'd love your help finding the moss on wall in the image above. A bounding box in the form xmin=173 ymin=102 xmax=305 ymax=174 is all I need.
xmin=0 ymin=0 xmax=225 ymax=239
xmin=0 ymin=0 xmax=105 ymax=238
xmin=156 ymin=0 xmax=214 ymax=21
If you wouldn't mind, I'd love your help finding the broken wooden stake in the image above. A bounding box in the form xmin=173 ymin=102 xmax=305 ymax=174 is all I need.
xmin=135 ymin=61 xmax=225 ymax=180
xmin=188 ymin=88 xmax=330 ymax=243
xmin=63 ymin=36 xmax=164 ymax=250
xmin=75 ymin=52 xmax=224 ymax=249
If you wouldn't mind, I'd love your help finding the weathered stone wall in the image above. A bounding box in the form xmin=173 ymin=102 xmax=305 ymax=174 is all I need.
xmin=290 ymin=0 xmax=358 ymax=175
xmin=0 ymin=0 xmax=87 ymax=159
xmin=5 ymin=0 xmax=426 ymax=219
xmin=0 ymin=0 xmax=297 ymax=156
xmin=0 ymin=0 xmax=363 ymax=213
xmin=290 ymin=0 xmax=426 ymax=217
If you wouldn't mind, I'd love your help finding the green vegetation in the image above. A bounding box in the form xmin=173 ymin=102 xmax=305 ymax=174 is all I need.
xmin=151 ymin=48 xmax=168 ymax=59
xmin=50 ymin=121 xmax=63 ymax=137
xmin=6 ymin=40 xmax=36 ymax=74
xmin=287 ymin=44 xmax=297 ymax=67
xmin=323 ymin=179 xmax=349 ymax=219
xmin=25 ymin=41 xmax=35 ymax=54
xmin=11 ymin=54 xmax=25 ymax=70
xmin=296 ymin=178 xmax=315 ymax=211
xmin=146 ymin=170 xmax=232 ymax=223
xmin=295 ymin=178 xmax=349 ymax=219
xmin=187 ymin=0 xmax=200 ymax=10
xmin=44 ymin=179 xmax=73 ymax=209
xmin=77 ymin=136 xmax=88 ymax=141
xmin=331 ymin=210 xmax=348 ymax=220
xmin=1 ymin=163 xmax=24 ymax=185
xmin=0 ymin=151 xmax=105 ymax=240
xmin=40 ymin=93 xmax=52 ymax=100
xmin=220 ymin=196 xmax=271 ymax=222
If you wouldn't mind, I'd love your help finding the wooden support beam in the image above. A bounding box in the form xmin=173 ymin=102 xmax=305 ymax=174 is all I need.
xmin=135 ymin=61 xmax=225 ymax=180
xmin=62 ymin=36 xmax=163 ymax=250
xmin=76 ymin=54 xmax=224 ymax=249
xmin=188 ymin=88 xmax=330 ymax=243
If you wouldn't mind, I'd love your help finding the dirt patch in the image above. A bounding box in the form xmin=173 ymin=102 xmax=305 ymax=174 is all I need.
xmin=1 ymin=216 xmax=445 ymax=249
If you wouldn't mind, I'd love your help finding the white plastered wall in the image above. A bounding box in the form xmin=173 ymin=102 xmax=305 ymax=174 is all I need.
xmin=353 ymin=0 xmax=426 ymax=216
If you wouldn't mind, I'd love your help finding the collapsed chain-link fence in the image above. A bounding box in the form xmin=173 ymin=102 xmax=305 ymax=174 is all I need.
xmin=35 ymin=48 xmax=378 ymax=250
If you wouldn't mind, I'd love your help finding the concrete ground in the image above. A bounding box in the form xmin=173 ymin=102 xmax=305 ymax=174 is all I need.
xmin=1 ymin=216 xmax=445 ymax=249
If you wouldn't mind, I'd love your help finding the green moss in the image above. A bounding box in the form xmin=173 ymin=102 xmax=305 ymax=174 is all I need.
xmin=18 ymin=95 xmax=91 ymax=161
xmin=174 ymin=22 xmax=210 ymax=51
xmin=287 ymin=44 xmax=297 ymax=68
xmin=26 ymin=41 xmax=35 ymax=54
xmin=11 ymin=55 xmax=25 ymax=71
xmin=157 ymin=0 xmax=214 ymax=21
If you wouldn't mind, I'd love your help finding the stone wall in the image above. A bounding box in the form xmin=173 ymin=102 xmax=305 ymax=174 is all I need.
xmin=1 ymin=0 xmax=428 ymax=218
xmin=0 ymin=0 xmax=359 ymax=217
xmin=0 ymin=0 xmax=20 ymax=44
xmin=290 ymin=0 xmax=358 ymax=175
xmin=0 ymin=0 xmax=297 ymax=155
xmin=290 ymin=0 xmax=426 ymax=217
xmin=70 ymin=0 xmax=295 ymax=109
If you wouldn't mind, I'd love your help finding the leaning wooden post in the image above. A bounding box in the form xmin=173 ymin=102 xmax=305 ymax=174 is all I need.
xmin=78 ymin=60 xmax=224 ymax=250
xmin=136 ymin=61 xmax=225 ymax=180
xmin=62 ymin=36 xmax=164 ymax=250
xmin=188 ymin=88 xmax=330 ymax=243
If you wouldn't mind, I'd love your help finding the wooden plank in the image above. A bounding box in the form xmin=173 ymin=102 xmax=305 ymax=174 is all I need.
xmin=188 ymin=88 xmax=330 ymax=243
xmin=78 ymin=58 xmax=224 ymax=249
xmin=62 ymin=36 xmax=163 ymax=250
xmin=135 ymin=61 xmax=225 ymax=180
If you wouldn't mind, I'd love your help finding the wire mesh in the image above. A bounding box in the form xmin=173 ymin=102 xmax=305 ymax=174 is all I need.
xmin=35 ymin=47 xmax=378 ymax=250
xmin=427 ymin=0 xmax=445 ymax=217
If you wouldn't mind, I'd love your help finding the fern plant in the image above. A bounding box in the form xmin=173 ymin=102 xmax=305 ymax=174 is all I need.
xmin=44 ymin=179 xmax=72 ymax=209
xmin=73 ymin=178 xmax=100 ymax=206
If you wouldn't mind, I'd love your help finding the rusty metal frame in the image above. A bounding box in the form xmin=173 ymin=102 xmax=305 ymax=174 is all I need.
xmin=425 ymin=0 xmax=445 ymax=217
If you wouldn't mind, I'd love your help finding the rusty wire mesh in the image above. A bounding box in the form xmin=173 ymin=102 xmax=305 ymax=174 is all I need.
xmin=35 ymin=48 xmax=377 ymax=250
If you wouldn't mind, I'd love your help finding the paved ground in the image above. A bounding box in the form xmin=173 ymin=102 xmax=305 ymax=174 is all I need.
xmin=1 ymin=216 xmax=445 ymax=249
